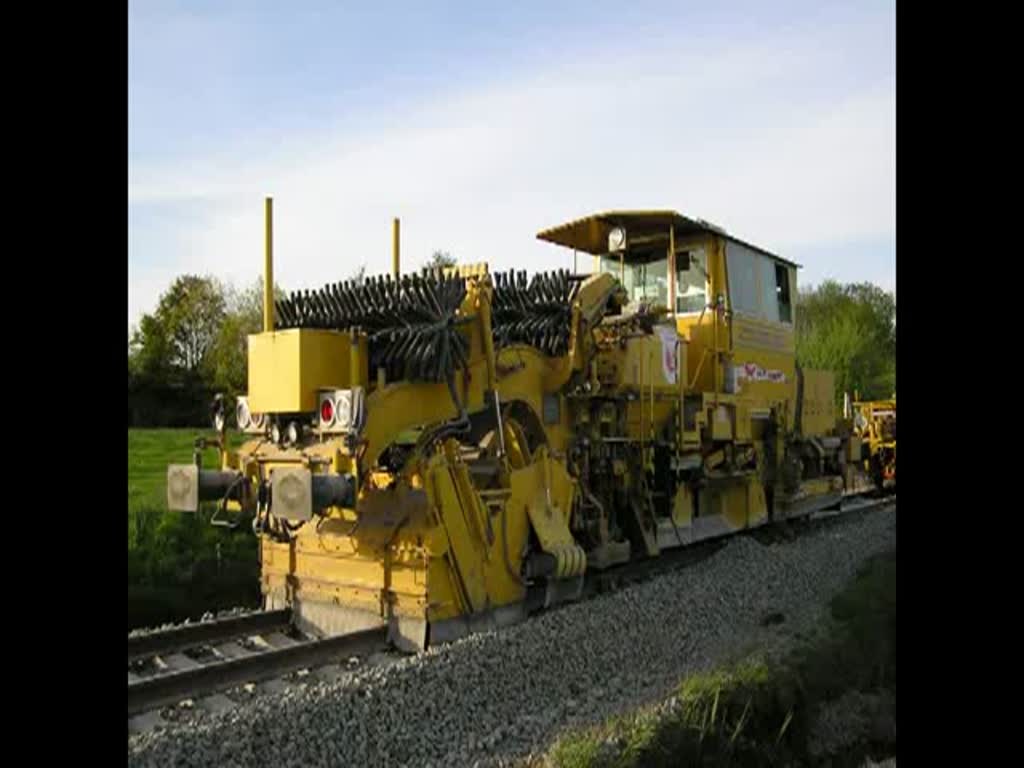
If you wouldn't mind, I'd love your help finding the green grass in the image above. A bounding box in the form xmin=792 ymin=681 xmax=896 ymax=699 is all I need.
xmin=548 ymin=551 xmax=897 ymax=768
xmin=128 ymin=428 xmax=244 ymax=515
xmin=128 ymin=429 xmax=258 ymax=629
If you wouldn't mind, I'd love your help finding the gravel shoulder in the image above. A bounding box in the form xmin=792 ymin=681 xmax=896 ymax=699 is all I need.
xmin=128 ymin=606 xmax=255 ymax=639
xmin=128 ymin=506 xmax=896 ymax=768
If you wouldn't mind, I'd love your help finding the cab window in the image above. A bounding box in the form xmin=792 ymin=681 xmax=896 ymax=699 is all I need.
xmin=758 ymin=257 xmax=780 ymax=322
xmin=726 ymin=240 xmax=793 ymax=325
xmin=600 ymin=251 xmax=669 ymax=307
xmin=675 ymin=249 xmax=708 ymax=313
xmin=726 ymin=242 xmax=760 ymax=316
xmin=775 ymin=263 xmax=792 ymax=323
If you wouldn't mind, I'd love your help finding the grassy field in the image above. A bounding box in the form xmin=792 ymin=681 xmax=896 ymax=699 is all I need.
xmin=128 ymin=428 xmax=244 ymax=513
xmin=128 ymin=429 xmax=258 ymax=629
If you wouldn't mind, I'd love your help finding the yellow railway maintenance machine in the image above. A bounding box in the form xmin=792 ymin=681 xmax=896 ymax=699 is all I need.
xmin=167 ymin=205 xmax=855 ymax=650
xmin=849 ymin=396 xmax=896 ymax=489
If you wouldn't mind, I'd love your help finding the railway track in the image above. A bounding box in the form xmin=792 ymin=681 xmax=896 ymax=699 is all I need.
xmin=578 ymin=488 xmax=894 ymax=591
xmin=128 ymin=489 xmax=894 ymax=731
xmin=128 ymin=611 xmax=388 ymax=730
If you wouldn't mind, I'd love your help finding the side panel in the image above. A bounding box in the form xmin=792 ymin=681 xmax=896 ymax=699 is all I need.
xmin=678 ymin=236 xmax=799 ymax=436
xmin=730 ymin=315 xmax=798 ymax=432
xmin=724 ymin=239 xmax=798 ymax=432
xmin=248 ymin=329 xmax=351 ymax=413
xmin=675 ymin=234 xmax=721 ymax=394
xmin=800 ymin=369 xmax=837 ymax=436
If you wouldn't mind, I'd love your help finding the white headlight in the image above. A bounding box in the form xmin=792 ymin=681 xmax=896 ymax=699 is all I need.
xmin=334 ymin=391 xmax=353 ymax=430
xmin=286 ymin=421 xmax=300 ymax=445
xmin=271 ymin=422 xmax=281 ymax=444
xmin=236 ymin=398 xmax=251 ymax=429
xmin=608 ymin=226 xmax=626 ymax=252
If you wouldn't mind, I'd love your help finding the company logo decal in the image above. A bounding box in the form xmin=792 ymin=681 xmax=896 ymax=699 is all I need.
xmin=736 ymin=362 xmax=786 ymax=383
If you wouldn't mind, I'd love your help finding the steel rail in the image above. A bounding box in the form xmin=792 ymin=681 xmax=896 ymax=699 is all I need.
xmin=128 ymin=626 xmax=387 ymax=717
xmin=128 ymin=609 xmax=292 ymax=662
xmin=127 ymin=489 xmax=894 ymax=720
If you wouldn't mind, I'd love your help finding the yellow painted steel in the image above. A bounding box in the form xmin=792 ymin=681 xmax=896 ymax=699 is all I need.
xmin=349 ymin=330 xmax=368 ymax=390
xmin=175 ymin=206 xmax=868 ymax=650
xmin=537 ymin=210 xmax=799 ymax=266
xmin=672 ymin=484 xmax=694 ymax=526
xmin=853 ymin=398 xmax=896 ymax=484
xmin=518 ymin=447 xmax=586 ymax=579
xmin=264 ymin=197 xmax=273 ymax=333
xmin=248 ymin=329 xmax=355 ymax=414
xmin=392 ymin=217 xmax=400 ymax=278
xmin=801 ymin=369 xmax=837 ymax=437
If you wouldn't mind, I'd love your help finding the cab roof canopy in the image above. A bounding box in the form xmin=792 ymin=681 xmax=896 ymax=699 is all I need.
xmin=536 ymin=210 xmax=799 ymax=268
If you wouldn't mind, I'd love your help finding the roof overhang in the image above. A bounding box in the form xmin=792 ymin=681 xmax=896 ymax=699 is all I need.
xmin=536 ymin=209 xmax=799 ymax=268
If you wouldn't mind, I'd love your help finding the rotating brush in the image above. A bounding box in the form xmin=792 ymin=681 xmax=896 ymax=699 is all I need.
xmin=491 ymin=269 xmax=582 ymax=356
xmin=274 ymin=270 xmax=469 ymax=384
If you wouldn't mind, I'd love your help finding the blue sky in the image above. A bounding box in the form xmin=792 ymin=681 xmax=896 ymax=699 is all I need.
xmin=129 ymin=1 xmax=895 ymax=328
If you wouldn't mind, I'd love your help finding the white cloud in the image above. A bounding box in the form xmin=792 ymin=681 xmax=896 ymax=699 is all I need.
xmin=129 ymin=31 xmax=894 ymax=325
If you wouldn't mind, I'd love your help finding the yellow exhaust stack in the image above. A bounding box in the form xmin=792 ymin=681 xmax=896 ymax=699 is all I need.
xmin=264 ymin=196 xmax=274 ymax=333
xmin=392 ymin=216 xmax=400 ymax=277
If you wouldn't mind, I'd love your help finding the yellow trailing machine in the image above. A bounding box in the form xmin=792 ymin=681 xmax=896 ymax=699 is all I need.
xmin=848 ymin=396 xmax=896 ymax=489
xmin=167 ymin=204 xmax=864 ymax=650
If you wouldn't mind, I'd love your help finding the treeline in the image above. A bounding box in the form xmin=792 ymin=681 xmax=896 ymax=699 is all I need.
xmin=129 ymin=251 xmax=458 ymax=427
xmin=128 ymin=275 xmax=279 ymax=426
xmin=129 ymin=271 xmax=894 ymax=426
xmin=795 ymin=280 xmax=896 ymax=403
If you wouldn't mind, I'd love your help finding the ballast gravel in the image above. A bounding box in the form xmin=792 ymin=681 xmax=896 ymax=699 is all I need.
xmin=127 ymin=506 xmax=895 ymax=768
xmin=129 ymin=606 xmax=255 ymax=638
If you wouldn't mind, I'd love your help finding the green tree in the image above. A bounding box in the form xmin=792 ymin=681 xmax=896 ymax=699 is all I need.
xmin=428 ymin=250 xmax=456 ymax=269
xmin=163 ymin=276 xmax=227 ymax=374
xmin=796 ymin=280 xmax=896 ymax=403
xmin=129 ymin=313 xmax=174 ymax=380
xmin=210 ymin=277 xmax=286 ymax=396
xmin=130 ymin=275 xmax=228 ymax=380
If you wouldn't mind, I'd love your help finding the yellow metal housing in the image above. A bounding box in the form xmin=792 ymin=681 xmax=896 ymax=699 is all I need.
xmin=247 ymin=329 xmax=364 ymax=414
xmin=168 ymin=205 xmax=870 ymax=652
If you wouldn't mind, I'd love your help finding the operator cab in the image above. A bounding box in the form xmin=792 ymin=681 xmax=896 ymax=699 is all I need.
xmin=598 ymin=244 xmax=711 ymax=315
xmin=537 ymin=210 xmax=718 ymax=316
xmin=536 ymin=210 xmax=796 ymax=322
xmin=537 ymin=210 xmax=801 ymax=406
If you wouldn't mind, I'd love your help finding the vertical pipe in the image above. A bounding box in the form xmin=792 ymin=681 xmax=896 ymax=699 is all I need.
xmin=478 ymin=291 xmax=497 ymax=391
xmin=668 ymin=224 xmax=676 ymax=316
xmin=639 ymin=352 xmax=645 ymax=466
xmin=713 ymin=301 xmax=719 ymax=408
xmin=677 ymin=339 xmax=685 ymax=450
xmin=649 ymin=350 xmax=655 ymax=454
xmin=350 ymin=329 xmax=362 ymax=388
xmin=712 ymin=238 xmax=722 ymax=407
xmin=264 ymin=197 xmax=274 ymax=333
xmin=392 ymin=217 xmax=401 ymax=278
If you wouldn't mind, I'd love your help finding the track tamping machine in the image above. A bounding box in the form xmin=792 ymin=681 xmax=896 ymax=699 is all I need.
xmin=167 ymin=203 xmax=858 ymax=649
